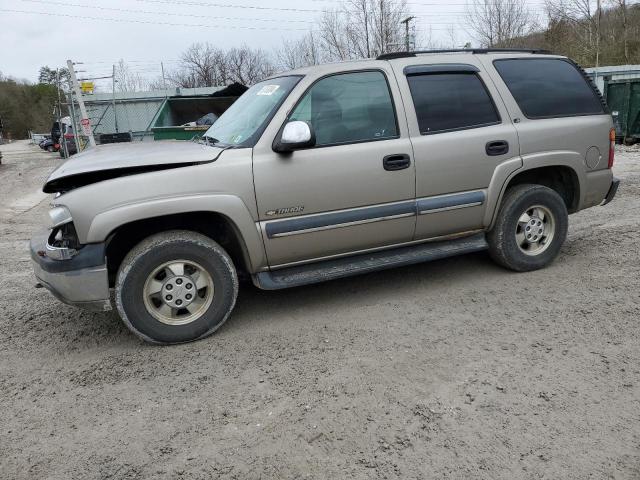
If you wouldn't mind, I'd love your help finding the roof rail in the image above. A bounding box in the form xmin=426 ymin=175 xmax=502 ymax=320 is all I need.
xmin=377 ymin=48 xmax=552 ymax=60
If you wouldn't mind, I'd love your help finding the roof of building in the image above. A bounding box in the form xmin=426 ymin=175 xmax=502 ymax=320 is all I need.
xmin=83 ymin=86 xmax=225 ymax=103
xmin=584 ymin=64 xmax=640 ymax=75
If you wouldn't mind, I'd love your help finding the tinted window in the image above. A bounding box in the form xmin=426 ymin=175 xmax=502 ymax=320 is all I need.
xmin=494 ymin=59 xmax=604 ymax=118
xmin=289 ymin=71 xmax=397 ymax=146
xmin=407 ymin=73 xmax=500 ymax=134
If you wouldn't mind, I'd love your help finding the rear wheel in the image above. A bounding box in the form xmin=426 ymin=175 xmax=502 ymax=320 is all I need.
xmin=115 ymin=230 xmax=238 ymax=344
xmin=46 ymin=145 xmax=54 ymax=152
xmin=487 ymin=184 xmax=568 ymax=272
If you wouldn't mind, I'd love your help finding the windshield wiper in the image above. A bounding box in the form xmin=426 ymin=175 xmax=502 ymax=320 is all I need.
xmin=201 ymin=135 xmax=220 ymax=147
xmin=201 ymin=135 xmax=237 ymax=149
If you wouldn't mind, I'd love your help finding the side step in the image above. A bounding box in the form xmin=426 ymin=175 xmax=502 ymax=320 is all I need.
xmin=254 ymin=233 xmax=488 ymax=290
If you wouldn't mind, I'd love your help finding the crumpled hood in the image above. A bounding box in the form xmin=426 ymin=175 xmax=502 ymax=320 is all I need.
xmin=43 ymin=140 xmax=223 ymax=193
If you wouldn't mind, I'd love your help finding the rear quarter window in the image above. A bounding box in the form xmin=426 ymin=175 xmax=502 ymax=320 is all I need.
xmin=493 ymin=58 xmax=605 ymax=119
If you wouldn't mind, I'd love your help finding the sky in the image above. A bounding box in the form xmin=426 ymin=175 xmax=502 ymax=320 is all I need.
xmin=0 ymin=0 xmax=549 ymax=85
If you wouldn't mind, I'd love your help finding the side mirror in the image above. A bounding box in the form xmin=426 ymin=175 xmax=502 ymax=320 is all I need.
xmin=273 ymin=120 xmax=315 ymax=153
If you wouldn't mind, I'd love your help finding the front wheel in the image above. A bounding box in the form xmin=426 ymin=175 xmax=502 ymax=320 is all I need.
xmin=487 ymin=184 xmax=568 ymax=272
xmin=115 ymin=230 xmax=238 ymax=344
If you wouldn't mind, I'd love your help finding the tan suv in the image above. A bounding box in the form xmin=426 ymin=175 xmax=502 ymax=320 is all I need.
xmin=31 ymin=49 xmax=620 ymax=344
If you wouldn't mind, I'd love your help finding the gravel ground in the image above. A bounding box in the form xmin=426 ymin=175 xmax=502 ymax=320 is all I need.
xmin=1 ymin=140 xmax=639 ymax=479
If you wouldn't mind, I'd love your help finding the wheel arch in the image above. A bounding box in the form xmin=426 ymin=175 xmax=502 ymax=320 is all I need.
xmin=487 ymin=163 xmax=581 ymax=229
xmin=104 ymin=211 xmax=257 ymax=288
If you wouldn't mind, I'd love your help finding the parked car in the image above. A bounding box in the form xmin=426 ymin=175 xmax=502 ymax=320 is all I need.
xmin=31 ymin=49 xmax=620 ymax=344
xmin=40 ymin=138 xmax=58 ymax=153
xmin=50 ymin=117 xmax=73 ymax=155
xmin=37 ymin=136 xmax=51 ymax=149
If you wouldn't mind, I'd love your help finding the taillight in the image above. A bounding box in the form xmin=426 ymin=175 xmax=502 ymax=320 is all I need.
xmin=608 ymin=128 xmax=615 ymax=169
xmin=63 ymin=133 xmax=74 ymax=139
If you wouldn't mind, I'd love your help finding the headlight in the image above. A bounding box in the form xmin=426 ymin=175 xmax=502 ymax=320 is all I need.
xmin=48 ymin=206 xmax=73 ymax=228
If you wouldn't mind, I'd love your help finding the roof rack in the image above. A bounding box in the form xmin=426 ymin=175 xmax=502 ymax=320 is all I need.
xmin=377 ymin=48 xmax=552 ymax=60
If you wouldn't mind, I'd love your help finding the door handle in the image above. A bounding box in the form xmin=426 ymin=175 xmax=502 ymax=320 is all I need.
xmin=383 ymin=154 xmax=411 ymax=171
xmin=486 ymin=140 xmax=509 ymax=156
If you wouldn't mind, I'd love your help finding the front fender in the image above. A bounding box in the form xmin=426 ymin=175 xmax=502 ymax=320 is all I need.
xmin=87 ymin=194 xmax=266 ymax=271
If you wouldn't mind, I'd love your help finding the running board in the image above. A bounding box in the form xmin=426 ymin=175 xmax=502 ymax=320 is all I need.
xmin=254 ymin=233 xmax=488 ymax=290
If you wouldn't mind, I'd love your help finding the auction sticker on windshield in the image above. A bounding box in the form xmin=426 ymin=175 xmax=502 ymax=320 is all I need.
xmin=257 ymin=85 xmax=280 ymax=96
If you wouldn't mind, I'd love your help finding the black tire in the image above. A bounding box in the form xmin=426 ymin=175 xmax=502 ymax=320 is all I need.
xmin=487 ymin=184 xmax=568 ymax=272
xmin=115 ymin=230 xmax=238 ymax=345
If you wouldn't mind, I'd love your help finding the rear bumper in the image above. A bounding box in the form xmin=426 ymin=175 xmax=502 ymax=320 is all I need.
xmin=602 ymin=177 xmax=620 ymax=205
xmin=30 ymin=233 xmax=112 ymax=311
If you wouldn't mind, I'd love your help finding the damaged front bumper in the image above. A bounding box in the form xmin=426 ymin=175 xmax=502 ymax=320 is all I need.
xmin=30 ymin=232 xmax=112 ymax=312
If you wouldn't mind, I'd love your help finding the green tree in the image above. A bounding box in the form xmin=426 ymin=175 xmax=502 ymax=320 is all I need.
xmin=0 ymin=78 xmax=65 ymax=139
xmin=38 ymin=66 xmax=70 ymax=86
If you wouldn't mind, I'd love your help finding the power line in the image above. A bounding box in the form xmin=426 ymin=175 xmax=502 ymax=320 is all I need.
xmin=296 ymin=0 xmax=549 ymax=6
xmin=135 ymin=0 xmax=323 ymax=13
xmin=13 ymin=0 xmax=546 ymax=26
xmin=1 ymin=7 xmax=463 ymax=31
xmin=132 ymin=0 xmax=550 ymax=19
xmin=0 ymin=8 xmax=311 ymax=30
xmin=17 ymin=0 xmax=550 ymax=25
xmin=20 ymin=0 xmax=316 ymax=23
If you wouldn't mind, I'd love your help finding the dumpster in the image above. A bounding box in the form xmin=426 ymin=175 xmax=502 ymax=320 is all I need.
xmin=150 ymin=96 xmax=236 ymax=140
xmin=150 ymin=84 xmax=247 ymax=141
xmin=605 ymin=78 xmax=640 ymax=145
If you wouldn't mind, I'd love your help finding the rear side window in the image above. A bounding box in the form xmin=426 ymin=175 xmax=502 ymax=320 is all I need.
xmin=406 ymin=73 xmax=500 ymax=134
xmin=493 ymin=58 xmax=604 ymax=119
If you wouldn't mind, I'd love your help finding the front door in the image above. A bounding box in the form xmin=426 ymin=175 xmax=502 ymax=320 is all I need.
xmin=253 ymin=69 xmax=416 ymax=267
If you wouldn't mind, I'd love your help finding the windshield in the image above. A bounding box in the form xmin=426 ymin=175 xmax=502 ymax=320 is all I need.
xmin=203 ymin=75 xmax=302 ymax=147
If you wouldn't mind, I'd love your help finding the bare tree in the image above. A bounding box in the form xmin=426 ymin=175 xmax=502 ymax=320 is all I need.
xmin=168 ymin=43 xmax=274 ymax=88
xmin=115 ymin=60 xmax=149 ymax=92
xmin=465 ymin=0 xmax=536 ymax=47
xmin=608 ymin=0 xmax=629 ymax=63
xmin=225 ymin=47 xmax=275 ymax=85
xmin=169 ymin=42 xmax=226 ymax=87
xmin=320 ymin=10 xmax=352 ymax=60
xmin=545 ymin=0 xmax=599 ymax=63
xmin=276 ymin=32 xmax=322 ymax=70
xmin=318 ymin=0 xmax=409 ymax=61
xmin=370 ymin=0 xmax=408 ymax=55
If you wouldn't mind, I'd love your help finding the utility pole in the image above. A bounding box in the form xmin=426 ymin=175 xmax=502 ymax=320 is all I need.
xmin=112 ymin=64 xmax=119 ymax=133
xmin=161 ymin=61 xmax=168 ymax=94
xmin=380 ymin=0 xmax=385 ymax=54
xmin=596 ymin=0 xmax=601 ymax=69
xmin=67 ymin=59 xmax=96 ymax=147
xmin=66 ymin=79 xmax=81 ymax=154
xmin=401 ymin=16 xmax=415 ymax=52
xmin=55 ymin=69 xmax=69 ymax=159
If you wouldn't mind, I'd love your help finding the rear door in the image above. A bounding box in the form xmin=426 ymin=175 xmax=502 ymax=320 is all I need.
xmin=252 ymin=66 xmax=416 ymax=267
xmin=392 ymin=55 xmax=521 ymax=240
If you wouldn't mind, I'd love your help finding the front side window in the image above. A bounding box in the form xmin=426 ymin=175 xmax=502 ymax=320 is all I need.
xmin=493 ymin=58 xmax=605 ymax=119
xmin=407 ymin=73 xmax=500 ymax=134
xmin=203 ymin=75 xmax=301 ymax=147
xmin=289 ymin=71 xmax=398 ymax=146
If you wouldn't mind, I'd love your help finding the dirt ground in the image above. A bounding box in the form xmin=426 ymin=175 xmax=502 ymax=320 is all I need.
xmin=0 ymin=139 xmax=639 ymax=479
